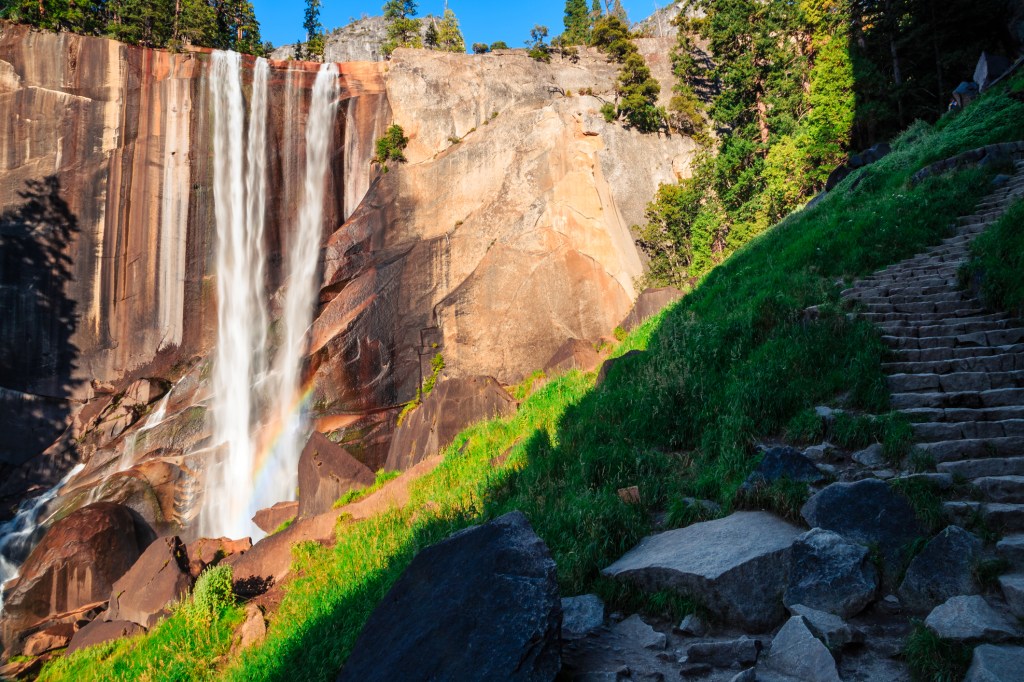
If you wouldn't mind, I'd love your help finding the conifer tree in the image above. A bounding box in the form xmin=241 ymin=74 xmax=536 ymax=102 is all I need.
xmin=609 ymin=0 xmax=628 ymax=23
xmin=563 ymin=0 xmax=589 ymax=45
xmin=382 ymin=0 xmax=422 ymax=56
xmin=303 ymin=0 xmax=324 ymax=61
xmin=436 ymin=8 xmax=465 ymax=53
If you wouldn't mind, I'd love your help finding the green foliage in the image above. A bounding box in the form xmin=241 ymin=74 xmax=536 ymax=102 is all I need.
xmin=302 ymin=0 xmax=324 ymax=61
xmin=527 ymin=24 xmax=550 ymax=62
xmin=373 ymin=124 xmax=409 ymax=171
xmin=785 ymin=408 xmax=824 ymax=444
xmin=434 ymin=9 xmax=465 ymax=53
xmin=489 ymin=40 xmax=509 ymax=50
xmin=736 ymin=477 xmax=811 ymax=522
xmin=334 ymin=470 xmax=402 ymax=508
xmin=471 ymin=42 xmax=489 ymax=54
xmin=974 ymin=558 xmax=1011 ymax=590
xmin=600 ymin=102 xmax=616 ymax=122
xmin=889 ymin=478 xmax=947 ymax=535
xmin=963 ymin=198 xmax=1024 ymax=316
xmin=512 ymin=371 xmax=547 ymax=401
xmin=382 ymin=0 xmax=421 ymax=56
xmin=591 ymin=15 xmax=633 ymax=62
xmin=272 ymin=517 xmax=295 ymax=534
xmin=904 ymin=622 xmax=973 ymax=682
xmin=615 ymin=52 xmax=665 ymax=133
xmin=423 ymin=353 xmax=445 ymax=395
xmin=563 ymin=0 xmax=590 ymax=45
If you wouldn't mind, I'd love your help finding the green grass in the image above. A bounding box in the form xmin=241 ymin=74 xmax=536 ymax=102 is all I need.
xmin=962 ymin=198 xmax=1024 ymax=316
xmin=38 ymin=76 xmax=1024 ymax=682
xmin=904 ymin=622 xmax=973 ymax=682
xmin=333 ymin=469 xmax=402 ymax=508
xmin=889 ymin=477 xmax=947 ymax=535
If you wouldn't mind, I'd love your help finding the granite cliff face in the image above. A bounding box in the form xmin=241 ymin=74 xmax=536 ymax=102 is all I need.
xmin=0 ymin=26 xmax=694 ymax=544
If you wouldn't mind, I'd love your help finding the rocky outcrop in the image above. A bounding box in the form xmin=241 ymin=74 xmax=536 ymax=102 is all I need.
xmin=784 ymin=528 xmax=878 ymax=618
xmin=966 ymin=644 xmax=1024 ymax=682
xmin=925 ymin=595 xmax=1020 ymax=642
xmin=251 ymin=502 xmax=298 ymax=535
xmin=898 ymin=525 xmax=982 ymax=613
xmin=0 ymin=502 xmax=153 ymax=654
xmin=758 ymin=615 xmax=841 ymax=682
xmin=297 ymin=432 xmax=375 ymax=517
xmin=562 ymin=594 xmax=605 ymax=638
xmin=66 ymin=619 xmax=144 ymax=654
xmin=337 ymin=511 xmax=561 ymax=682
xmin=618 ymin=286 xmax=684 ymax=331
xmin=602 ymin=512 xmax=803 ymax=630
xmin=106 ymin=536 xmax=192 ymax=629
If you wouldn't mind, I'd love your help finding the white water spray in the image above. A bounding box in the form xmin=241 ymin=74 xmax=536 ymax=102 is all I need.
xmin=0 ymin=463 xmax=85 ymax=615
xmin=201 ymin=55 xmax=338 ymax=539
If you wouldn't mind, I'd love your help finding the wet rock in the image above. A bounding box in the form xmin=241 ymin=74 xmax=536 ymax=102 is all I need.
xmin=618 ymin=287 xmax=683 ymax=332
xmin=784 ymin=528 xmax=878 ymax=618
xmin=759 ymin=616 xmax=841 ymax=682
xmin=741 ymin=447 xmax=825 ymax=492
xmin=184 ymin=536 xmax=252 ymax=579
xmin=685 ymin=636 xmax=761 ymax=668
xmin=544 ymin=338 xmax=602 ymax=375
xmin=252 ymin=501 xmax=298 ymax=535
xmin=677 ymin=613 xmax=707 ymax=637
xmin=613 ymin=614 xmax=666 ymax=650
xmin=562 ymin=594 xmax=605 ymax=638
xmin=337 ymin=512 xmax=560 ymax=681
xmin=801 ymin=479 xmax=924 ymax=580
xmin=596 ymin=350 xmax=645 ymax=387
xmin=66 ymin=619 xmax=145 ymax=654
xmin=384 ymin=377 xmax=516 ymax=472
xmin=787 ymin=604 xmax=863 ymax=650
xmin=852 ymin=444 xmax=886 ymax=468
xmin=925 ymin=595 xmax=1019 ymax=643
xmin=23 ymin=623 xmax=75 ymax=656
xmin=965 ymin=644 xmax=1024 ymax=682
xmin=107 ymin=536 xmax=192 ymax=629
xmin=603 ymin=512 xmax=802 ymax=631
xmin=298 ymin=432 xmax=375 ymax=517
xmin=0 ymin=502 xmax=154 ymax=654
xmin=898 ymin=526 xmax=982 ymax=613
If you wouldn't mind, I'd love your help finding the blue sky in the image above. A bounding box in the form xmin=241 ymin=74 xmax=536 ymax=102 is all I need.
xmin=252 ymin=1 xmax=664 ymax=50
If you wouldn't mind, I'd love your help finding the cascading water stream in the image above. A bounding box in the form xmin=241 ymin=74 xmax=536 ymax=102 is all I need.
xmin=201 ymin=54 xmax=338 ymax=539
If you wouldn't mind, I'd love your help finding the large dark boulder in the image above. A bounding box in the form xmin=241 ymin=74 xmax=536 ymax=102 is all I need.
xmin=618 ymin=287 xmax=684 ymax=332
xmin=384 ymin=376 xmax=516 ymax=472
xmin=898 ymin=525 xmax=982 ymax=613
xmin=298 ymin=432 xmax=375 ymax=517
xmin=0 ymin=502 xmax=154 ymax=654
xmin=784 ymin=528 xmax=878 ymax=618
xmin=106 ymin=536 xmax=193 ymax=629
xmin=801 ymin=479 xmax=924 ymax=582
xmin=337 ymin=511 xmax=561 ymax=682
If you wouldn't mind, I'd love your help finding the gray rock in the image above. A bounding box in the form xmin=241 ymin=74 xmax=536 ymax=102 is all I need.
xmin=965 ymin=644 xmax=1024 ymax=682
xmin=742 ymin=447 xmax=825 ymax=491
xmin=815 ymin=406 xmax=841 ymax=421
xmin=613 ymin=614 xmax=666 ymax=650
xmin=677 ymin=613 xmax=707 ymax=637
xmin=852 ymin=443 xmax=886 ymax=468
xmin=602 ymin=512 xmax=803 ymax=630
xmin=787 ymin=604 xmax=863 ymax=650
xmin=801 ymin=479 xmax=925 ymax=580
xmin=759 ymin=616 xmax=841 ymax=682
xmin=925 ymin=595 xmax=1019 ymax=643
xmin=878 ymin=594 xmax=902 ymax=614
xmin=729 ymin=670 xmax=757 ymax=682
xmin=998 ymin=573 xmax=1024 ymax=619
xmin=873 ymin=469 xmax=896 ymax=480
xmin=784 ymin=528 xmax=878 ymax=618
xmin=680 ymin=497 xmax=723 ymax=517
xmin=685 ymin=637 xmax=761 ymax=668
xmin=337 ymin=511 xmax=561 ymax=682
xmin=562 ymin=594 xmax=605 ymax=638
xmin=898 ymin=526 xmax=982 ymax=613
xmin=803 ymin=443 xmax=834 ymax=462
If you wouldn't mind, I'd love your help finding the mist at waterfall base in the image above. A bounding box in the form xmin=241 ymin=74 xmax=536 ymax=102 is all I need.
xmin=200 ymin=52 xmax=340 ymax=540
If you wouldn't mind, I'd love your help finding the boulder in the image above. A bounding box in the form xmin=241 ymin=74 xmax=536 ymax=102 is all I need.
xmin=66 ymin=619 xmax=145 ymax=655
xmin=925 ymin=595 xmax=1019 ymax=643
xmin=784 ymin=528 xmax=878 ymax=618
xmin=0 ymin=502 xmax=154 ymax=654
xmin=825 ymin=165 xmax=852 ymax=192
xmin=965 ymin=644 xmax=1024 ymax=682
xmin=678 ymin=613 xmax=708 ymax=637
xmin=106 ymin=536 xmax=192 ymax=629
xmin=758 ymin=616 xmax=841 ymax=682
xmin=998 ymin=573 xmax=1024 ymax=618
xmin=851 ymin=443 xmax=886 ymax=468
xmin=613 ymin=614 xmax=666 ymax=650
xmin=235 ymin=604 xmax=267 ymax=651
xmin=898 ymin=525 xmax=982 ymax=613
xmin=252 ymin=501 xmax=298 ymax=535
xmin=685 ymin=637 xmax=761 ymax=668
xmin=384 ymin=376 xmax=516 ymax=472
xmin=543 ymin=338 xmax=602 ymax=375
xmin=741 ymin=447 xmax=825 ymax=491
xmin=184 ymin=536 xmax=252 ymax=579
xmin=618 ymin=287 xmax=684 ymax=332
xmin=298 ymin=432 xmax=375 ymax=517
xmin=787 ymin=604 xmax=863 ymax=650
xmin=562 ymin=594 xmax=605 ymax=638
xmin=595 ymin=350 xmax=645 ymax=387
xmin=800 ymin=479 xmax=924 ymax=580
xmin=337 ymin=511 xmax=561 ymax=681
xmin=23 ymin=623 xmax=75 ymax=656
xmin=602 ymin=512 xmax=803 ymax=630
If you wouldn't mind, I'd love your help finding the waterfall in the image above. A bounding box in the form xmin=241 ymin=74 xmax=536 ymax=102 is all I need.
xmin=0 ymin=464 xmax=85 ymax=615
xmin=201 ymin=54 xmax=338 ymax=539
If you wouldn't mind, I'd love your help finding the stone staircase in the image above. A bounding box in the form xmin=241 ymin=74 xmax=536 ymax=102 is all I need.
xmin=842 ymin=158 xmax=1024 ymax=619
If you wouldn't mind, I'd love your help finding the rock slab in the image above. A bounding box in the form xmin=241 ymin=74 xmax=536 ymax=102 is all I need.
xmin=966 ymin=644 xmax=1024 ymax=682
xmin=784 ymin=528 xmax=878 ymax=618
xmin=337 ymin=511 xmax=561 ymax=681
xmin=898 ymin=525 xmax=982 ymax=613
xmin=602 ymin=512 xmax=803 ymax=630
xmin=925 ymin=595 xmax=1019 ymax=643
xmin=106 ymin=536 xmax=193 ymax=629
xmin=298 ymin=432 xmax=375 ymax=517
xmin=562 ymin=594 xmax=605 ymax=638
xmin=759 ymin=616 xmax=841 ymax=682
xmin=66 ymin=619 xmax=145 ymax=655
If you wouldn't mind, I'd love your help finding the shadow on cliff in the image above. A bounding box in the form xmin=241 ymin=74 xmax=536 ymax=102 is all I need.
xmin=0 ymin=176 xmax=82 ymax=510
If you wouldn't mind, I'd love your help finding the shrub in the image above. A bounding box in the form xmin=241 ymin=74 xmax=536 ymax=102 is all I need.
xmin=601 ymin=102 xmax=617 ymax=122
xmin=374 ymin=124 xmax=409 ymax=170
xmin=472 ymin=42 xmax=489 ymax=54
xmin=904 ymin=622 xmax=973 ymax=682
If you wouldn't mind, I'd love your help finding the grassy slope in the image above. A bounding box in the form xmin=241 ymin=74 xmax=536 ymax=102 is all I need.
xmin=963 ymin=196 xmax=1024 ymax=316
xmin=39 ymin=85 xmax=1024 ymax=682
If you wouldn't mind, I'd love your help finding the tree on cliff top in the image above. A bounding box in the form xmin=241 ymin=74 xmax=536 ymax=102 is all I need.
xmin=382 ymin=0 xmax=422 ymax=56
xmin=563 ymin=0 xmax=590 ymax=45
xmin=303 ymin=0 xmax=325 ymax=61
xmin=436 ymin=8 xmax=465 ymax=53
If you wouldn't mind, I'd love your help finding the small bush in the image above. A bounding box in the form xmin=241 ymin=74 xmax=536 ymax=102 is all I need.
xmin=374 ymin=124 xmax=409 ymax=170
xmin=601 ymin=102 xmax=617 ymax=122
xmin=423 ymin=353 xmax=445 ymax=395
xmin=904 ymin=622 xmax=973 ymax=682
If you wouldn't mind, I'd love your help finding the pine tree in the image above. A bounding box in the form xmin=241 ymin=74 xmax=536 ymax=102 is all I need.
xmin=563 ymin=0 xmax=589 ymax=45
xmin=382 ymin=0 xmax=421 ymax=56
xmin=436 ymin=8 xmax=465 ymax=53
xmin=609 ymin=0 xmax=628 ymax=23
xmin=176 ymin=0 xmax=218 ymax=47
xmin=616 ymin=52 xmax=664 ymax=132
xmin=303 ymin=0 xmax=324 ymax=61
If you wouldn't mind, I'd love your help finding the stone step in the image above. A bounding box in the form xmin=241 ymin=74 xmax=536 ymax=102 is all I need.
xmin=903 ymin=405 xmax=1024 ymax=424
xmin=861 ymin=300 xmax=982 ymax=315
xmin=938 ymin=456 xmax=1024 ymax=479
xmin=889 ymin=343 xmax=1024 ymax=363
xmin=973 ymin=476 xmax=1024 ymax=504
xmin=871 ymin=262 xmax=962 ymax=278
xmin=864 ymin=310 xmax=999 ymax=325
xmin=858 ymin=275 xmax=958 ymax=290
xmin=913 ymin=420 xmax=1024 ymax=443
xmin=943 ymin=501 xmax=1024 ymax=531
xmin=883 ymin=328 xmax=1024 ymax=350
xmin=884 ymin=353 xmax=1024 ymax=376
xmin=997 ymin=534 xmax=1024 ymax=567
xmin=892 ymin=387 xmax=1024 ymax=410
xmin=917 ymin=436 xmax=1024 ymax=463
xmin=889 ymin=370 xmax=1024 ymax=394
xmin=845 ymin=285 xmax=971 ymax=302
xmin=878 ymin=319 xmax=1018 ymax=339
